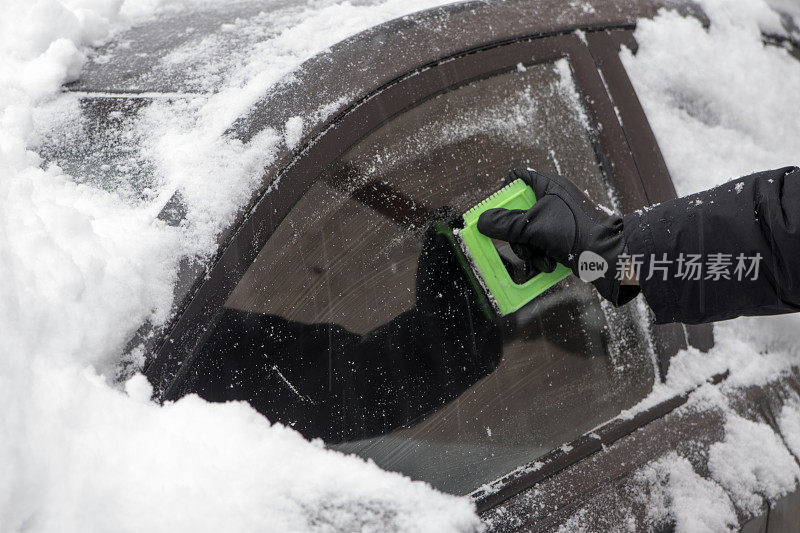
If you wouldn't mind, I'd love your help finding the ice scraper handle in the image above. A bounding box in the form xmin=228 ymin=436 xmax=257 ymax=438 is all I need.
xmin=458 ymin=179 xmax=571 ymax=315
xmin=477 ymin=168 xmax=639 ymax=307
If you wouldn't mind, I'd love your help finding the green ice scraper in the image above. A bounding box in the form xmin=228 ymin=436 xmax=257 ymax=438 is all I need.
xmin=456 ymin=179 xmax=571 ymax=315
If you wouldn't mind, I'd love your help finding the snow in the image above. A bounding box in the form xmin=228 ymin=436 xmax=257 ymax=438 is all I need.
xmin=4 ymin=0 xmax=800 ymax=529
xmin=778 ymin=398 xmax=800 ymax=458
xmin=0 ymin=0 xmax=482 ymax=531
xmin=708 ymin=413 xmax=800 ymax=515
xmin=620 ymin=0 xmax=800 ymax=195
xmin=284 ymin=115 xmax=304 ymax=150
xmin=8 ymin=366 xmax=481 ymax=532
xmin=554 ymin=58 xmax=590 ymax=130
xmin=633 ymin=453 xmax=737 ymax=532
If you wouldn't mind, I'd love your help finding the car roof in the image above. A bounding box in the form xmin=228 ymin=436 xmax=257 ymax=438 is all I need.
xmin=70 ymin=0 xmax=703 ymax=95
xmin=69 ymin=0 xmax=307 ymax=94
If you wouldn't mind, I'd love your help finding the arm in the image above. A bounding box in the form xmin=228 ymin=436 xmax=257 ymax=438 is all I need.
xmin=478 ymin=166 xmax=800 ymax=325
xmin=624 ymin=166 xmax=800 ymax=324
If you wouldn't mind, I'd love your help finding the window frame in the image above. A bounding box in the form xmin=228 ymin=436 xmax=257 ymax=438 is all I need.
xmin=585 ymin=29 xmax=714 ymax=372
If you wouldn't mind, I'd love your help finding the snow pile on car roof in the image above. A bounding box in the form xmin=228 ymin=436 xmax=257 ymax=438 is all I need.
xmin=0 ymin=1 xmax=481 ymax=531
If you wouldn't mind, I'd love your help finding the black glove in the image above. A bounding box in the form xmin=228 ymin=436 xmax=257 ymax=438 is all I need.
xmin=477 ymin=168 xmax=639 ymax=306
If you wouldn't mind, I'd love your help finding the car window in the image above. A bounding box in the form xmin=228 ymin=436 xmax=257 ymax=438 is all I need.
xmin=182 ymin=59 xmax=656 ymax=494
xmin=33 ymin=96 xmax=158 ymax=201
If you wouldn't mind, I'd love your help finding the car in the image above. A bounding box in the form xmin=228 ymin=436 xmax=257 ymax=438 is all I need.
xmin=56 ymin=0 xmax=799 ymax=530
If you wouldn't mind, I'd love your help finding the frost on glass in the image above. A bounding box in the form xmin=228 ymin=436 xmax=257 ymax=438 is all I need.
xmin=32 ymin=95 xmax=160 ymax=203
xmin=184 ymin=60 xmax=655 ymax=494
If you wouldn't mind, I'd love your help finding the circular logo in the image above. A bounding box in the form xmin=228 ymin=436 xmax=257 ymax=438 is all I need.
xmin=578 ymin=251 xmax=608 ymax=282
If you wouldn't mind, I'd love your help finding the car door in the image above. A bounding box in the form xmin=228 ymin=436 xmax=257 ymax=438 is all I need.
xmin=153 ymin=28 xmax=711 ymax=496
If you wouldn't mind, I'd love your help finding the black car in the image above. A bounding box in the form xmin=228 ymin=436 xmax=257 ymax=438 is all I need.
xmin=56 ymin=0 xmax=800 ymax=530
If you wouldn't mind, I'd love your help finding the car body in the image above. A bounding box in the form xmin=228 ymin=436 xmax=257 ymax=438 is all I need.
xmin=55 ymin=0 xmax=800 ymax=530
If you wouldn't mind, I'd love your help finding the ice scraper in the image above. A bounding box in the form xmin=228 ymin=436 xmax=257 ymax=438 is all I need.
xmin=451 ymin=178 xmax=571 ymax=315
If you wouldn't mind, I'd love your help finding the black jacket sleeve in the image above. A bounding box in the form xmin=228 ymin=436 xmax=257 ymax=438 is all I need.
xmin=623 ymin=166 xmax=800 ymax=324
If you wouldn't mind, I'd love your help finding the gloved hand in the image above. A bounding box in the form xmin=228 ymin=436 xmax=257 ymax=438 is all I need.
xmin=477 ymin=168 xmax=639 ymax=306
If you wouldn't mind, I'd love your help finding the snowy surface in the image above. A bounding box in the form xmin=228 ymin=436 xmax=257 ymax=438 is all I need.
xmin=0 ymin=1 xmax=481 ymax=532
xmin=707 ymin=412 xmax=800 ymax=515
xmin=633 ymin=452 xmax=738 ymax=531
xmin=621 ymin=0 xmax=800 ymax=195
xmin=3 ymin=0 xmax=800 ymax=531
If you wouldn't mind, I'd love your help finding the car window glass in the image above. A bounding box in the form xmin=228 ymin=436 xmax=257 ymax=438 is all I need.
xmin=183 ymin=59 xmax=656 ymax=494
xmin=33 ymin=96 xmax=158 ymax=202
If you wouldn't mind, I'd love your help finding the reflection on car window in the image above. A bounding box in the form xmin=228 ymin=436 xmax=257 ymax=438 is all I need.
xmin=181 ymin=59 xmax=656 ymax=494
